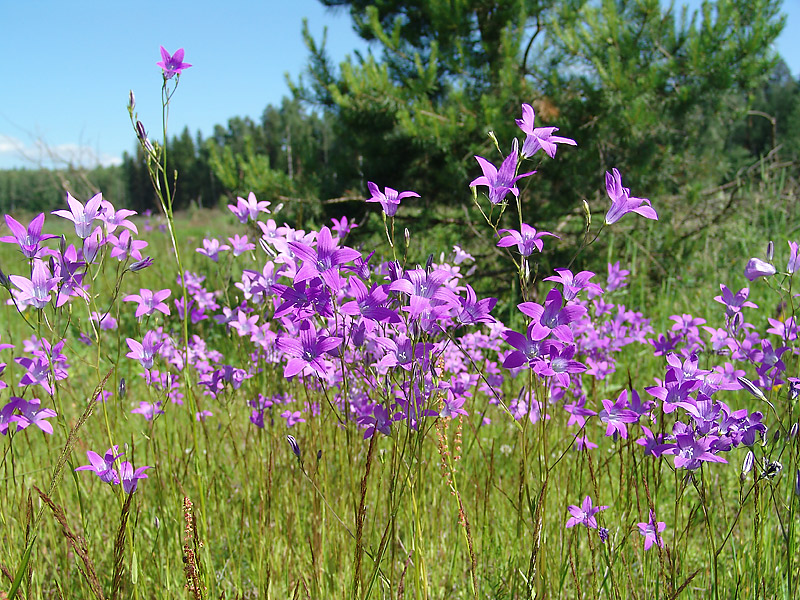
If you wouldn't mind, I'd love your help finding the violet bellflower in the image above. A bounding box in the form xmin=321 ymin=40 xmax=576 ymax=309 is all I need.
xmin=9 ymin=259 xmax=60 ymax=309
xmin=496 ymin=224 xmax=558 ymax=257
xmin=118 ymin=461 xmax=151 ymax=494
xmin=289 ymin=226 xmax=361 ymax=290
xmin=637 ymin=510 xmax=666 ymax=550
xmin=123 ymin=288 xmax=172 ymax=318
xmin=75 ymin=446 xmax=125 ymax=484
xmin=565 ymin=496 xmax=608 ymax=529
xmin=470 ymin=139 xmax=534 ymax=205
xmin=228 ymin=192 xmax=270 ymax=223
xmin=52 ymin=192 xmax=103 ymax=239
xmin=366 ymin=182 xmax=420 ymax=217
xmin=0 ymin=213 xmax=58 ymax=258
xmin=157 ymin=46 xmax=191 ymax=79
xmin=126 ymin=330 xmax=164 ymax=370
xmin=744 ymin=258 xmax=776 ymax=281
xmin=515 ymin=103 xmax=577 ymax=159
xmin=603 ymin=168 xmax=658 ymax=225
xmin=274 ymin=321 xmax=342 ymax=378
xmin=598 ymin=389 xmax=640 ymax=439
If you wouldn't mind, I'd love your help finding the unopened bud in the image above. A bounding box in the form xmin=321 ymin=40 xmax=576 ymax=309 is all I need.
xmin=795 ymin=469 xmax=800 ymax=497
xmin=773 ymin=429 xmax=781 ymax=444
xmin=129 ymin=256 xmax=154 ymax=272
xmin=316 ymin=449 xmax=322 ymax=462
xmin=119 ymin=377 xmax=126 ymax=399
xmin=128 ymin=90 xmax=136 ymax=111
xmin=582 ymin=199 xmax=591 ymax=231
xmin=789 ymin=422 xmax=798 ymax=439
xmin=742 ymin=450 xmax=755 ymax=476
xmin=767 ymin=241 xmax=774 ymax=262
xmin=425 ymin=253 xmax=434 ymax=274
xmin=286 ymin=434 xmax=301 ymax=461
xmin=404 ymin=228 xmax=410 ymax=248
xmin=737 ymin=376 xmax=767 ymax=402
xmin=0 ymin=264 xmax=9 ymax=288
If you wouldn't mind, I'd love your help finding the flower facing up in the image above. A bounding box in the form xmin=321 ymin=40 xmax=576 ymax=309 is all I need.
xmin=157 ymin=46 xmax=191 ymax=79
xmin=52 ymin=192 xmax=103 ymax=239
xmin=496 ymin=224 xmax=558 ymax=257
xmin=366 ymin=182 xmax=419 ymax=217
xmin=470 ymin=139 xmax=534 ymax=205
xmin=604 ymin=168 xmax=657 ymax=225
xmin=0 ymin=213 xmax=58 ymax=258
xmin=75 ymin=446 xmax=125 ymax=484
xmin=637 ymin=510 xmax=666 ymax=550
xmin=566 ymin=496 xmax=608 ymax=529
xmin=123 ymin=288 xmax=172 ymax=318
xmin=228 ymin=192 xmax=270 ymax=223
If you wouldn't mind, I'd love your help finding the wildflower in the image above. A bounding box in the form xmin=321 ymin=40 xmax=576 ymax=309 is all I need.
xmin=603 ymin=168 xmax=657 ymax=225
xmin=98 ymin=199 xmax=137 ymax=233
xmin=637 ymin=510 xmax=666 ymax=550
xmin=496 ymin=224 xmax=558 ymax=257
xmin=566 ymin=496 xmax=608 ymax=529
xmin=123 ymin=288 xmax=172 ymax=318
xmin=366 ymin=182 xmax=419 ymax=217
xmin=52 ymin=192 xmax=103 ymax=239
xmin=289 ymin=226 xmax=361 ymax=290
xmin=157 ymin=46 xmax=191 ymax=79
xmin=331 ymin=216 xmax=358 ymax=238
xmin=108 ymin=229 xmax=148 ymax=261
xmin=11 ymin=398 xmax=57 ymax=434
xmin=131 ymin=401 xmax=164 ymax=421
xmin=129 ymin=256 xmax=154 ymax=272
xmin=744 ymin=258 xmax=776 ymax=281
xmin=516 ymin=103 xmax=577 ymax=159
xmin=286 ymin=434 xmax=301 ymax=460
xmin=0 ymin=213 xmax=58 ymax=258
xmin=228 ymin=192 xmax=270 ymax=223
xmin=281 ymin=410 xmax=305 ymax=427
xmin=274 ymin=321 xmax=342 ymax=378
xmin=666 ymin=432 xmax=727 ymax=470
xmin=714 ymin=284 xmax=757 ymax=318
xmin=598 ymin=527 xmax=610 ymax=543
xmin=228 ymin=234 xmax=255 ymax=257
xmin=9 ymin=259 xmax=60 ymax=309
xmin=196 ymin=238 xmax=229 ymax=262
xmin=126 ymin=331 xmax=163 ymax=370
xmin=75 ymin=446 xmax=124 ymax=484
xmin=787 ymin=241 xmax=800 ymax=274
xmin=470 ymin=139 xmax=534 ymax=205
xmin=118 ymin=461 xmax=151 ymax=494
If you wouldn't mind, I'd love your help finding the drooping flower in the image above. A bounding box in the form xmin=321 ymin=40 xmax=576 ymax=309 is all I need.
xmin=744 ymin=258 xmax=776 ymax=281
xmin=157 ymin=47 xmax=191 ymax=79
xmin=604 ymin=168 xmax=657 ymax=225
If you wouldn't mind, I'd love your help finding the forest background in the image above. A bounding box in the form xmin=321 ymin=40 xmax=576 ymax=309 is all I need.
xmin=1 ymin=0 xmax=799 ymax=287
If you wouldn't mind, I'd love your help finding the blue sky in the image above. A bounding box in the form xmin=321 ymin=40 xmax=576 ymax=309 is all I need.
xmin=1 ymin=0 xmax=797 ymax=170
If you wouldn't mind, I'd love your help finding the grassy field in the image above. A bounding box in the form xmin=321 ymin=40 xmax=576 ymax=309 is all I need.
xmin=0 ymin=164 xmax=798 ymax=600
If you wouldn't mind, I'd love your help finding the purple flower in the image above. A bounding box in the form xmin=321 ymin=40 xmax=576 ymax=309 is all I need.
xmin=12 ymin=398 xmax=57 ymax=434
xmin=157 ymin=46 xmax=191 ymax=79
xmin=544 ymin=268 xmax=602 ymax=301
xmin=331 ymin=216 xmax=358 ymax=238
xmin=566 ymin=496 xmax=608 ymax=529
xmin=787 ymin=241 xmax=800 ymax=274
xmin=598 ymin=390 xmax=640 ymax=439
xmin=108 ymin=229 xmax=148 ymax=262
xmin=470 ymin=139 xmax=534 ymax=205
xmin=228 ymin=192 xmax=270 ymax=223
xmin=131 ymin=401 xmax=164 ymax=421
xmin=228 ymin=234 xmax=255 ymax=256
xmin=666 ymin=432 xmax=728 ymax=470
xmin=604 ymin=168 xmax=657 ymax=225
xmin=289 ymin=226 xmax=361 ymax=290
xmin=52 ymin=192 xmax=103 ymax=239
xmin=9 ymin=259 xmax=60 ymax=309
xmin=275 ymin=321 xmax=342 ymax=378
xmin=196 ymin=238 xmax=229 ymax=262
xmin=714 ymin=284 xmax=757 ymax=319
xmin=123 ymin=288 xmax=172 ymax=318
xmin=456 ymin=284 xmax=496 ymax=325
xmin=281 ymin=410 xmax=306 ymax=427
xmin=98 ymin=199 xmax=138 ymax=234
xmin=0 ymin=213 xmax=58 ymax=258
xmin=126 ymin=331 xmax=163 ymax=370
xmin=118 ymin=461 xmax=151 ymax=494
xmin=496 ymin=224 xmax=558 ymax=257
xmin=75 ymin=446 xmax=124 ymax=484
xmin=366 ymin=182 xmax=419 ymax=217
xmin=516 ymin=103 xmax=577 ymax=159
xmin=637 ymin=510 xmax=666 ymax=550
xmin=744 ymin=258 xmax=776 ymax=281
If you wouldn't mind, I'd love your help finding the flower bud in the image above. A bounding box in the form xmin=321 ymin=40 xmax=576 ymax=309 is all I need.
xmin=404 ymin=228 xmax=410 ymax=248
xmin=286 ymin=434 xmax=301 ymax=461
xmin=795 ymin=469 xmax=800 ymax=497
xmin=128 ymin=90 xmax=136 ymax=111
xmin=742 ymin=450 xmax=755 ymax=476
xmin=767 ymin=240 xmax=774 ymax=261
xmin=119 ymin=377 xmax=127 ymax=400
xmin=789 ymin=422 xmax=798 ymax=439
xmin=316 ymin=449 xmax=322 ymax=462
xmin=0 ymin=264 xmax=9 ymax=289
xmin=129 ymin=256 xmax=154 ymax=272
xmin=582 ymin=199 xmax=591 ymax=231
xmin=737 ymin=376 xmax=767 ymax=402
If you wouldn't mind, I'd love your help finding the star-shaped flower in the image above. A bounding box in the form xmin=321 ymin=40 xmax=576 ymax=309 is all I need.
xmin=157 ymin=47 xmax=192 ymax=79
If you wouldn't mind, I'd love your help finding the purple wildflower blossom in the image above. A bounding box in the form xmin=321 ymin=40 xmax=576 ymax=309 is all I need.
xmin=470 ymin=139 xmax=534 ymax=205
xmin=637 ymin=510 xmax=666 ymax=550
xmin=366 ymin=182 xmax=420 ymax=217
xmin=75 ymin=446 xmax=124 ymax=484
xmin=0 ymin=213 xmax=58 ymax=258
xmin=157 ymin=47 xmax=191 ymax=79
xmin=118 ymin=461 xmax=151 ymax=494
xmin=52 ymin=192 xmax=103 ymax=239
xmin=123 ymin=288 xmax=172 ymax=318
xmin=496 ymin=224 xmax=558 ymax=257
xmin=566 ymin=496 xmax=608 ymax=529
xmin=516 ymin=103 xmax=577 ymax=158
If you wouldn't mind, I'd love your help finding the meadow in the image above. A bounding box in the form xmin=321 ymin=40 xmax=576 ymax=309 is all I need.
xmin=0 ymin=49 xmax=799 ymax=600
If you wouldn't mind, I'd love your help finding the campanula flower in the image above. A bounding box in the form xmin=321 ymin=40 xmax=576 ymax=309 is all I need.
xmin=566 ymin=496 xmax=608 ymax=529
xmin=157 ymin=47 xmax=191 ymax=79
xmin=604 ymin=168 xmax=657 ymax=225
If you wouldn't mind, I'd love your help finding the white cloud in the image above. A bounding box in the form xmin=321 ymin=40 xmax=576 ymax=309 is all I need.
xmin=0 ymin=134 xmax=122 ymax=169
